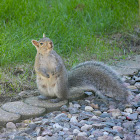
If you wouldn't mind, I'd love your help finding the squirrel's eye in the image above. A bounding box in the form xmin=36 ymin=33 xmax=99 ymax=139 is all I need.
xmin=40 ymin=43 xmax=43 ymax=45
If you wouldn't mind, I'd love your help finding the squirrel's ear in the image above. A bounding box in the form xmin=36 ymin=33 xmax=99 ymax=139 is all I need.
xmin=32 ymin=40 xmax=39 ymax=48
xmin=43 ymin=33 xmax=46 ymax=38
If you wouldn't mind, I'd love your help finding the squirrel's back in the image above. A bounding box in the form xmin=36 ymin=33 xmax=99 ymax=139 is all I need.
xmin=68 ymin=61 xmax=129 ymax=103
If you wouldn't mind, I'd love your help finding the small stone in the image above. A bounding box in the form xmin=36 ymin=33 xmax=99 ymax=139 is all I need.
xmin=91 ymin=130 xmax=103 ymax=137
xmin=137 ymin=107 xmax=140 ymax=113
xmin=53 ymin=123 xmax=63 ymax=131
xmin=136 ymin=129 xmax=140 ymax=135
xmin=73 ymin=129 xmax=80 ymax=134
xmin=135 ymin=82 xmax=140 ymax=89
xmin=122 ymin=122 xmax=134 ymax=131
xmin=69 ymin=107 xmax=79 ymax=114
xmin=6 ymin=122 xmax=16 ymax=129
xmin=60 ymin=105 xmax=69 ymax=111
xmin=78 ymin=132 xmax=87 ymax=136
xmin=73 ymin=104 xmax=81 ymax=109
xmin=76 ymin=136 xmax=89 ymax=140
xmin=54 ymin=113 xmax=69 ymax=122
xmin=85 ymin=106 xmax=94 ymax=112
xmin=81 ymin=124 xmax=92 ymax=131
xmin=114 ymin=136 xmax=122 ymax=140
xmin=93 ymin=111 xmax=102 ymax=116
xmin=127 ymin=85 xmax=137 ymax=90
xmin=124 ymin=108 xmax=133 ymax=113
xmin=109 ymin=109 xmax=121 ymax=117
xmin=37 ymin=136 xmax=46 ymax=140
xmin=127 ymin=113 xmax=138 ymax=120
xmin=90 ymin=103 xmax=99 ymax=109
xmin=70 ymin=116 xmax=78 ymax=123
xmin=100 ymin=112 xmax=111 ymax=118
xmin=113 ymin=126 xmax=123 ymax=132
xmin=98 ymin=135 xmax=113 ymax=140
xmin=103 ymin=132 xmax=109 ymax=135
xmin=84 ymin=91 xmax=93 ymax=96
xmin=42 ymin=129 xmax=52 ymax=136
xmin=92 ymin=123 xmax=105 ymax=129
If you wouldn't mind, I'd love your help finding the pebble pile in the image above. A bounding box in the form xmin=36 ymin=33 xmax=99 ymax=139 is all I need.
xmin=0 ymin=71 xmax=140 ymax=140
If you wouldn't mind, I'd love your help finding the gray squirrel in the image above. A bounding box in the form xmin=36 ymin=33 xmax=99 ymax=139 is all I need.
xmin=32 ymin=34 xmax=130 ymax=103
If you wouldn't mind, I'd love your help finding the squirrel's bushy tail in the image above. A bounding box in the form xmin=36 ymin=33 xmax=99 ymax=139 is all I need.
xmin=68 ymin=61 xmax=130 ymax=103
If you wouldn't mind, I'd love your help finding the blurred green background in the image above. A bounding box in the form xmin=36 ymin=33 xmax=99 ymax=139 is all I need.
xmin=0 ymin=0 xmax=139 ymax=66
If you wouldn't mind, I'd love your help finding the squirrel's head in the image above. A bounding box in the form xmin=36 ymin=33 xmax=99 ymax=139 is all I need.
xmin=32 ymin=33 xmax=53 ymax=53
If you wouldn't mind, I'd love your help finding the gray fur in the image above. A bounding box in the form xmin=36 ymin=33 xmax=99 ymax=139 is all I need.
xmin=68 ymin=61 xmax=129 ymax=103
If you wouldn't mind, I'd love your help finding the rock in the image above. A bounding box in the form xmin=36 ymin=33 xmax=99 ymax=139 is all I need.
xmin=136 ymin=129 xmax=140 ymax=135
xmin=124 ymin=108 xmax=133 ymax=113
xmin=60 ymin=105 xmax=69 ymax=111
xmin=137 ymin=107 xmax=140 ymax=113
xmin=54 ymin=113 xmax=69 ymax=122
xmin=93 ymin=111 xmax=102 ymax=116
xmin=100 ymin=112 xmax=111 ymax=118
xmin=53 ymin=123 xmax=63 ymax=131
xmin=91 ymin=130 xmax=103 ymax=137
xmin=135 ymin=82 xmax=140 ymax=89
xmin=90 ymin=103 xmax=99 ymax=109
xmin=70 ymin=116 xmax=78 ymax=123
xmin=127 ymin=85 xmax=137 ymax=90
xmin=108 ymin=109 xmax=121 ymax=117
xmin=98 ymin=135 xmax=113 ymax=140
xmin=2 ymin=101 xmax=45 ymax=119
xmin=69 ymin=107 xmax=79 ymax=114
xmin=73 ymin=104 xmax=81 ymax=109
xmin=77 ymin=132 xmax=87 ymax=136
xmin=37 ymin=136 xmax=46 ymax=140
xmin=127 ymin=113 xmax=138 ymax=120
xmin=104 ymin=122 xmax=115 ymax=127
xmin=76 ymin=136 xmax=89 ymax=140
xmin=92 ymin=123 xmax=105 ymax=129
xmin=6 ymin=122 xmax=16 ymax=129
xmin=103 ymin=132 xmax=109 ymax=135
xmin=42 ymin=129 xmax=52 ymax=136
xmin=81 ymin=124 xmax=92 ymax=131
xmin=85 ymin=106 xmax=94 ymax=112
xmin=113 ymin=136 xmax=122 ymax=140
xmin=84 ymin=91 xmax=93 ymax=96
xmin=113 ymin=126 xmax=123 ymax=132
xmin=122 ymin=122 xmax=134 ymax=131
xmin=73 ymin=129 xmax=80 ymax=134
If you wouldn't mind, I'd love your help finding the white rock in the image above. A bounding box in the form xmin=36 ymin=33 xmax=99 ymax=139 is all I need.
xmin=6 ymin=122 xmax=16 ymax=129
xmin=37 ymin=136 xmax=46 ymax=140
xmin=103 ymin=131 xmax=109 ymax=135
xmin=124 ymin=108 xmax=133 ymax=113
xmin=135 ymin=82 xmax=140 ymax=89
xmin=81 ymin=124 xmax=92 ymax=131
xmin=63 ymin=128 xmax=69 ymax=131
xmin=73 ymin=129 xmax=80 ymax=134
xmin=53 ymin=123 xmax=63 ymax=131
xmin=85 ymin=106 xmax=94 ymax=112
xmin=73 ymin=104 xmax=81 ymax=108
xmin=70 ymin=116 xmax=78 ymax=123
xmin=78 ymin=132 xmax=87 ymax=136
xmin=114 ymin=136 xmax=122 ymax=140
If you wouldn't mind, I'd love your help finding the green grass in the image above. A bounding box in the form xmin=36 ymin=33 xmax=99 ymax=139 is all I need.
xmin=0 ymin=0 xmax=139 ymax=66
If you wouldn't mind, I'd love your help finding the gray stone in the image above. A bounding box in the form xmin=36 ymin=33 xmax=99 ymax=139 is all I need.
xmin=100 ymin=112 xmax=111 ymax=118
xmin=92 ymin=123 xmax=105 ymax=129
xmin=76 ymin=136 xmax=89 ymax=140
xmin=98 ymin=135 xmax=114 ymax=140
xmin=81 ymin=124 xmax=92 ymax=131
xmin=70 ymin=116 xmax=78 ymax=123
xmin=127 ymin=113 xmax=138 ymax=120
xmin=0 ymin=108 xmax=21 ymax=126
xmin=54 ymin=113 xmax=69 ymax=122
xmin=122 ymin=122 xmax=134 ymax=131
xmin=112 ymin=55 xmax=140 ymax=76
xmin=2 ymin=101 xmax=45 ymax=119
xmin=53 ymin=123 xmax=63 ymax=131
xmin=6 ymin=122 xmax=16 ymax=129
xmin=136 ymin=129 xmax=140 ymax=135
xmin=69 ymin=107 xmax=79 ymax=114
xmin=25 ymin=96 xmax=68 ymax=112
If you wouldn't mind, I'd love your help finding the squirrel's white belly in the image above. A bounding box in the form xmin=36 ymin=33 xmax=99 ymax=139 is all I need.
xmin=36 ymin=74 xmax=58 ymax=97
